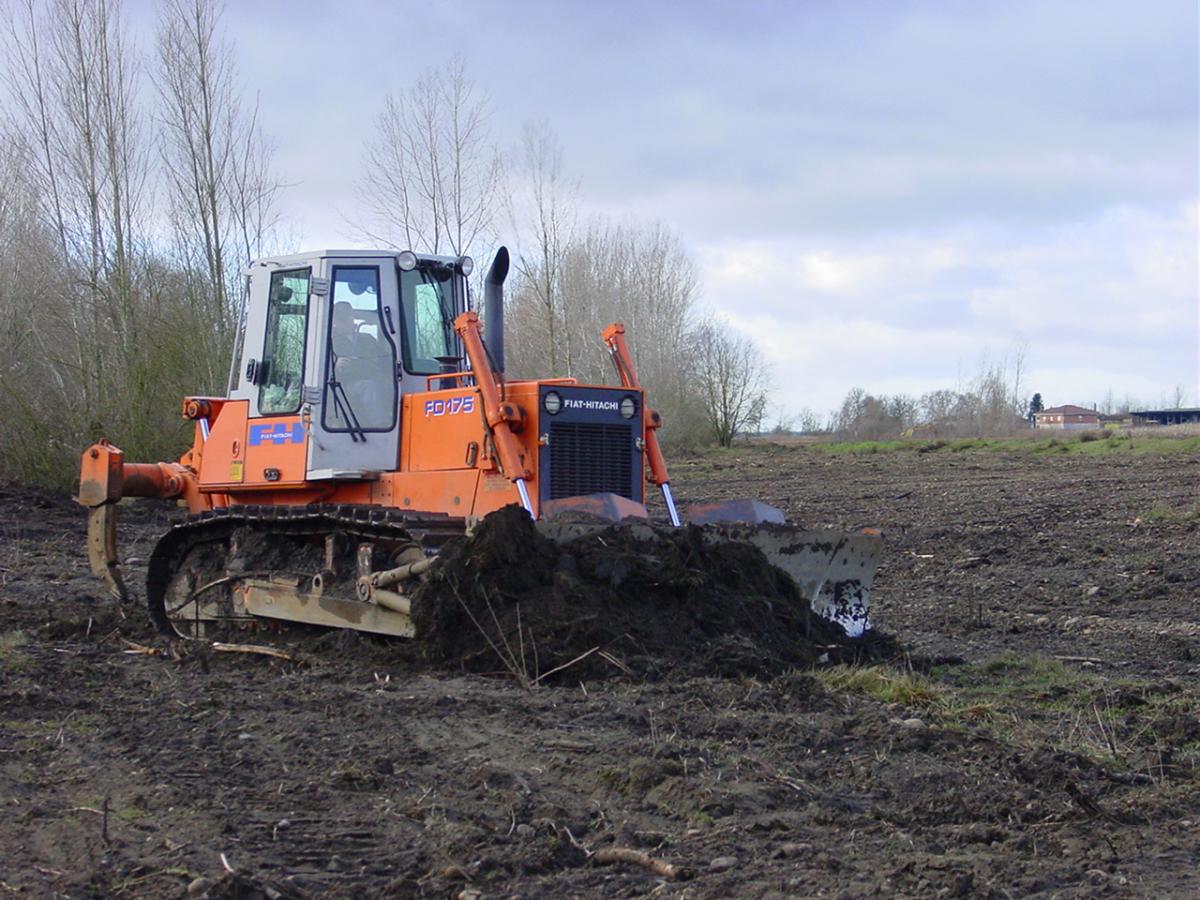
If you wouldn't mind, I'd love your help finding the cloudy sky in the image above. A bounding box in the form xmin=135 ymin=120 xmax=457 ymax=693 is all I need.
xmin=133 ymin=0 xmax=1198 ymax=417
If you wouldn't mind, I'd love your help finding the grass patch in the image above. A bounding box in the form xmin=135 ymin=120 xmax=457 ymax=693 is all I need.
xmin=735 ymin=429 xmax=1200 ymax=459
xmin=811 ymin=440 xmax=912 ymax=455
xmin=814 ymin=664 xmax=945 ymax=707
xmin=0 ymin=629 xmax=29 ymax=655
xmin=784 ymin=432 xmax=1200 ymax=457
xmin=931 ymin=655 xmax=1200 ymax=770
xmin=815 ymin=656 xmax=1200 ymax=774
xmin=1140 ymin=500 xmax=1200 ymax=524
xmin=975 ymin=653 xmax=1074 ymax=685
xmin=0 ymin=630 xmax=30 ymax=671
xmin=117 ymin=805 xmax=147 ymax=823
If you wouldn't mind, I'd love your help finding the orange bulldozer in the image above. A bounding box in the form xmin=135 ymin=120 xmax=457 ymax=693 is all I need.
xmin=79 ymin=247 xmax=881 ymax=640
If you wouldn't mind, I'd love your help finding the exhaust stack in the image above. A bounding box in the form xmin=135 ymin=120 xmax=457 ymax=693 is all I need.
xmin=483 ymin=246 xmax=509 ymax=373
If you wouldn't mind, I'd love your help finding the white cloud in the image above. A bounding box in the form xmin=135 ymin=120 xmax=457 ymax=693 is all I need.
xmin=703 ymin=202 xmax=1198 ymax=416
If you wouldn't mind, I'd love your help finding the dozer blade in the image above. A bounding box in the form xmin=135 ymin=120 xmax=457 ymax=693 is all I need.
xmin=703 ymin=524 xmax=882 ymax=637
xmin=533 ymin=495 xmax=883 ymax=637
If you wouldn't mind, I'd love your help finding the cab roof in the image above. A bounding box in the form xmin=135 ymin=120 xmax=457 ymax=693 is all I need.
xmin=245 ymin=249 xmax=465 ymax=272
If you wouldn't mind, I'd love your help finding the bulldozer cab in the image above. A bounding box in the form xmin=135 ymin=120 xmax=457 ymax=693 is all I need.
xmin=233 ymin=251 xmax=469 ymax=479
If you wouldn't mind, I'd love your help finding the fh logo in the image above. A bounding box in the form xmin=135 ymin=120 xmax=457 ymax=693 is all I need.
xmin=424 ymin=396 xmax=475 ymax=417
xmin=249 ymin=423 xmax=305 ymax=446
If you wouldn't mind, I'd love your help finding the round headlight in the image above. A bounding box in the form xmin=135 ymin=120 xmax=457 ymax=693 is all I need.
xmin=459 ymin=255 xmax=474 ymax=276
xmin=620 ymin=396 xmax=637 ymax=419
xmin=543 ymin=391 xmax=562 ymax=415
xmin=397 ymin=250 xmax=418 ymax=271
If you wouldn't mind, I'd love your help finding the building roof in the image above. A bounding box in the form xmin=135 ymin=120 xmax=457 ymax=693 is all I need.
xmin=1036 ymin=405 xmax=1098 ymax=417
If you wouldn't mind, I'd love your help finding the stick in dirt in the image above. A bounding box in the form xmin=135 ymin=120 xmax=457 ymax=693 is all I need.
xmin=212 ymin=643 xmax=295 ymax=661
xmin=531 ymin=646 xmax=599 ymax=686
xmin=591 ymin=847 xmax=683 ymax=879
xmin=121 ymin=639 xmax=161 ymax=656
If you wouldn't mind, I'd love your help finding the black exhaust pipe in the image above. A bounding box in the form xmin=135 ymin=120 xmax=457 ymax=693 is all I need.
xmin=483 ymin=246 xmax=509 ymax=373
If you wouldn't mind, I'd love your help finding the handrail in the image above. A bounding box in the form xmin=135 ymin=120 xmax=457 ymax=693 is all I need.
xmin=423 ymin=371 xmax=475 ymax=389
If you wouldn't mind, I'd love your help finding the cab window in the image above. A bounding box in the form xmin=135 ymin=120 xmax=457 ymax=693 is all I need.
xmin=258 ymin=269 xmax=310 ymax=415
xmin=399 ymin=265 xmax=457 ymax=374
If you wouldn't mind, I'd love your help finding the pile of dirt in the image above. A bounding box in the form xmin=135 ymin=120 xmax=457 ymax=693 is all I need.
xmin=411 ymin=505 xmax=896 ymax=680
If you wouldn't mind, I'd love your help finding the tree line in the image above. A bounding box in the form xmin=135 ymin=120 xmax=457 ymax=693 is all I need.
xmin=0 ymin=2 xmax=768 ymax=491
xmin=795 ymin=348 xmax=1032 ymax=440
xmin=0 ymin=0 xmax=281 ymax=488
xmin=808 ymin=353 xmax=1193 ymax=441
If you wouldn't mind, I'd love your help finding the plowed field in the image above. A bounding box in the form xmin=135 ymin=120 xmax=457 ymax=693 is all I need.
xmin=1 ymin=443 xmax=1197 ymax=897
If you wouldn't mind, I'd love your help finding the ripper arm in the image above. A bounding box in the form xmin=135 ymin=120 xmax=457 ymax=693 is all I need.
xmin=78 ymin=439 xmax=192 ymax=600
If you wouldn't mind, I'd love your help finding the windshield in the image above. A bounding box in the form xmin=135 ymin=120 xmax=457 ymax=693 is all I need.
xmin=399 ymin=264 xmax=459 ymax=374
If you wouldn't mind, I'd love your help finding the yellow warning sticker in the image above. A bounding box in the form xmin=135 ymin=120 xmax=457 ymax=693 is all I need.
xmin=229 ymin=461 xmax=244 ymax=481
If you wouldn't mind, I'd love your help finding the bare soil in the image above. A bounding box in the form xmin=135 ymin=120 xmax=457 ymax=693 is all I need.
xmin=0 ymin=446 xmax=1197 ymax=898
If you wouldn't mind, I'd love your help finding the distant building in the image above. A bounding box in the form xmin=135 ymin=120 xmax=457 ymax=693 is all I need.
xmin=1033 ymin=404 xmax=1101 ymax=430
xmin=1130 ymin=408 xmax=1200 ymax=426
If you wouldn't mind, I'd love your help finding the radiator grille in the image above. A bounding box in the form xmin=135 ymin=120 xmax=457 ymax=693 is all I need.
xmin=547 ymin=422 xmax=635 ymax=500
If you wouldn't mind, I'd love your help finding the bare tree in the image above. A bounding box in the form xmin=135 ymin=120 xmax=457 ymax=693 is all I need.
xmin=1009 ymin=337 xmax=1028 ymax=416
xmin=0 ymin=130 xmax=53 ymax=398
xmin=156 ymin=0 xmax=282 ymax=337
xmin=794 ymin=407 xmax=825 ymax=434
xmin=832 ymin=388 xmax=919 ymax=440
xmin=505 ymin=121 xmax=578 ymax=371
xmin=693 ymin=318 xmax=770 ymax=447
xmin=920 ymin=389 xmax=957 ymax=429
xmin=358 ymin=56 xmax=502 ymax=256
xmin=498 ymin=125 xmax=735 ymax=447
xmin=0 ymin=0 xmax=287 ymax=489
xmin=1 ymin=0 xmax=148 ymax=405
xmin=2 ymin=3 xmax=70 ymax=260
xmin=833 ymin=387 xmax=867 ymax=436
xmin=973 ymin=354 xmax=1014 ymax=434
xmin=4 ymin=0 xmax=147 ymax=294
xmin=0 ymin=0 xmax=182 ymax=486
xmin=506 ymin=214 xmax=718 ymax=446
xmin=225 ymin=100 xmax=282 ymax=273
xmin=768 ymin=405 xmax=794 ymax=434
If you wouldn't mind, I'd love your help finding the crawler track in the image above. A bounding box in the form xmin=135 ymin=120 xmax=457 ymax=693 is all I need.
xmin=146 ymin=504 xmax=465 ymax=638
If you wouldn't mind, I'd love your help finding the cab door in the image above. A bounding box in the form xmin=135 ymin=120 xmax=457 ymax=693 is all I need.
xmin=306 ymin=258 xmax=402 ymax=479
